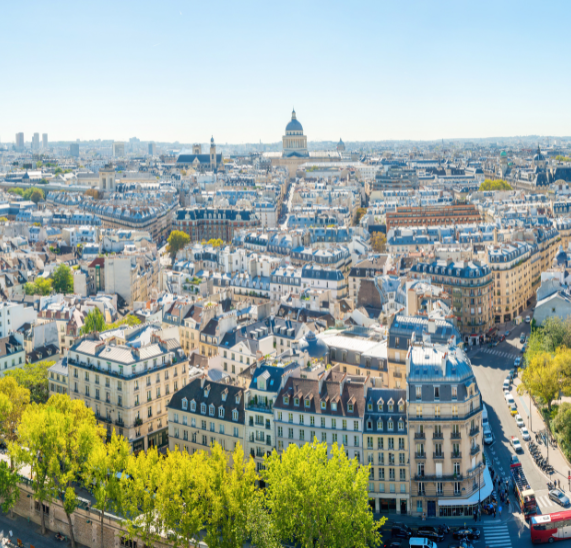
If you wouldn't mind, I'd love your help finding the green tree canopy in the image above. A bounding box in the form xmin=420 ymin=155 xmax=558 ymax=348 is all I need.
xmin=24 ymin=277 xmax=53 ymax=296
xmin=167 ymin=230 xmax=190 ymax=262
xmin=52 ymin=263 xmax=74 ymax=294
xmin=29 ymin=189 xmax=44 ymax=204
xmin=354 ymin=207 xmax=367 ymax=226
xmin=262 ymin=441 xmax=382 ymax=548
xmin=81 ymin=308 xmax=106 ymax=335
xmin=5 ymin=360 xmax=56 ymax=404
xmin=479 ymin=179 xmax=513 ymax=191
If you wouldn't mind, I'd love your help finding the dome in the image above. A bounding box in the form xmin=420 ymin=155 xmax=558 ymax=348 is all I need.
xmin=286 ymin=109 xmax=303 ymax=133
xmin=298 ymin=330 xmax=328 ymax=358
xmin=500 ymin=151 xmax=507 ymax=157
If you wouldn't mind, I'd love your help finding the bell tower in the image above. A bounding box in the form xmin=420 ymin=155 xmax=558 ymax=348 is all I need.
xmin=210 ymin=137 xmax=216 ymax=169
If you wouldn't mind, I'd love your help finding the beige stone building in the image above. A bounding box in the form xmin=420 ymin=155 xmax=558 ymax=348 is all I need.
xmin=68 ymin=329 xmax=188 ymax=452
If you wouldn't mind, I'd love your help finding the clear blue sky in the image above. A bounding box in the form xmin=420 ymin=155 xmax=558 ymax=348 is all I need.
xmin=2 ymin=0 xmax=570 ymax=144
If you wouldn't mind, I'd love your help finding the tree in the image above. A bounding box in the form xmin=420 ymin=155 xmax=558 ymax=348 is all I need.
xmin=155 ymin=449 xmax=210 ymax=548
xmin=203 ymin=443 xmax=258 ymax=548
xmin=0 ymin=377 xmax=30 ymax=446
xmin=24 ymin=277 xmax=53 ymax=296
xmin=354 ymin=207 xmax=367 ymax=226
xmin=81 ymin=308 xmax=106 ymax=335
xmin=552 ymin=402 xmax=571 ymax=455
xmin=0 ymin=217 xmax=8 ymax=223
xmin=5 ymin=361 xmax=55 ymax=404
xmin=167 ymin=230 xmax=190 ymax=263
xmin=371 ymin=232 xmax=387 ymax=253
xmin=45 ymin=395 xmax=105 ymax=548
xmin=0 ymin=460 xmax=20 ymax=518
xmin=87 ymin=431 xmax=131 ymax=548
xmin=518 ymin=352 xmax=562 ymax=411
xmin=52 ymin=263 xmax=74 ymax=294
xmin=11 ymin=404 xmax=61 ymax=535
xmin=105 ymin=314 xmax=141 ymax=330
xmin=35 ymin=161 xmax=43 ymax=168
xmin=541 ymin=317 xmax=568 ymax=353
xmin=206 ymin=238 xmax=224 ymax=248
xmin=555 ymin=155 xmax=571 ymax=163
xmin=478 ymin=179 xmax=513 ymax=191
xmin=38 ymin=178 xmax=49 ymax=185
xmin=29 ymin=189 xmax=44 ymax=204
xmin=262 ymin=441 xmax=382 ymax=548
xmin=121 ymin=446 xmax=164 ymax=548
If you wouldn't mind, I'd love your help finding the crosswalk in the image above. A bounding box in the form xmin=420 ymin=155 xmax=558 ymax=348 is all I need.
xmin=483 ymin=523 xmax=512 ymax=548
xmin=479 ymin=348 xmax=518 ymax=359
xmin=536 ymin=494 xmax=560 ymax=513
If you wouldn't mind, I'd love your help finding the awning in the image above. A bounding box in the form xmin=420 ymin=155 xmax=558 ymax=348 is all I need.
xmin=438 ymin=467 xmax=493 ymax=507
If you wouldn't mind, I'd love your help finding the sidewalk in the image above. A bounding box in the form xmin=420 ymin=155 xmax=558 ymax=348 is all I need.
xmin=513 ymin=376 xmax=571 ymax=490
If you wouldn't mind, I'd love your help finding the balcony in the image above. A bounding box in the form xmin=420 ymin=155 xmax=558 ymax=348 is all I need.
xmin=433 ymin=432 xmax=444 ymax=440
xmin=470 ymin=445 xmax=480 ymax=456
xmin=415 ymin=452 xmax=426 ymax=459
xmin=451 ymin=452 xmax=462 ymax=459
xmin=414 ymin=474 xmax=463 ymax=481
xmin=470 ymin=427 xmax=480 ymax=437
xmin=414 ymin=432 xmax=425 ymax=440
xmin=433 ymin=452 xmax=444 ymax=460
xmin=451 ymin=432 xmax=461 ymax=439
xmin=115 ymin=418 xmax=125 ymax=427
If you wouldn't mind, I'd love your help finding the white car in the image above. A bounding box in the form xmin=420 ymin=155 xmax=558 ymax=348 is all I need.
xmin=483 ymin=427 xmax=494 ymax=445
xmin=521 ymin=427 xmax=531 ymax=441
xmin=504 ymin=390 xmax=511 ymax=400
xmin=506 ymin=394 xmax=515 ymax=406
xmin=526 ymin=315 xmax=531 ymax=323
xmin=511 ymin=436 xmax=523 ymax=453
xmin=515 ymin=414 xmax=525 ymax=428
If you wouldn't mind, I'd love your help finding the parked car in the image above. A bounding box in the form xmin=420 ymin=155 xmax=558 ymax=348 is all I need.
xmin=515 ymin=414 xmax=525 ymax=428
xmin=509 ymin=403 xmax=518 ymax=415
xmin=526 ymin=315 xmax=531 ymax=323
xmin=549 ymin=489 xmax=571 ymax=507
xmin=452 ymin=528 xmax=481 ymax=540
xmin=415 ymin=526 xmax=444 ymax=542
xmin=521 ymin=427 xmax=531 ymax=441
xmin=483 ymin=427 xmax=494 ymax=445
xmin=506 ymin=394 xmax=515 ymax=406
xmin=505 ymin=331 xmax=511 ymax=336
xmin=514 ymin=357 xmax=521 ymax=368
xmin=520 ymin=334 xmax=526 ymax=343
xmin=391 ymin=524 xmax=412 ymax=539
xmin=510 ymin=455 xmax=520 ymax=465
xmin=503 ymin=378 xmax=511 ymax=391
xmin=511 ymin=436 xmax=523 ymax=453
xmin=384 ymin=540 xmax=403 ymax=548
xmin=509 ymin=368 xmax=517 ymax=378
xmin=500 ymin=335 xmax=506 ymax=342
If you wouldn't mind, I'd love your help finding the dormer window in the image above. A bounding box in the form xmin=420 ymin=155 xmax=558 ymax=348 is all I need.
xmin=235 ymin=393 xmax=241 ymax=404
xmin=204 ymin=385 xmax=211 ymax=398
xmin=388 ymin=419 xmax=394 ymax=431
xmin=377 ymin=419 xmax=383 ymax=431
xmin=191 ymin=400 xmax=196 ymax=412
xmin=222 ymin=390 xmax=228 ymax=402
xmin=294 ymin=397 xmax=300 ymax=406
xmin=304 ymin=399 xmax=310 ymax=408
xmin=200 ymin=403 xmax=206 ymax=414
xmin=331 ymin=402 xmax=337 ymax=411
xmin=284 ymin=395 xmax=289 ymax=405
xmin=398 ymin=419 xmax=405 ymax=431
xmin=218 ymin=406 xmax=225 ymax=418
xmin=367 ymin=403 xmax=372 ymax=411
xmin=398 ymin=402 xmax=404 ymax=412
xmin=209 ymin=404 xmax=215 ymax=416
xmin=388 ymin=400 xmax=394 ymax=412
xmin=182 ymin=398 xmax=188 ymax=410
xmin=320 ymin=401 xmax=326 ymax=410
xmin=232 ymin=409 xmax=238 ymax=421
xmin=366 ymin=420 xmax=372 ymax=430
xmin=348 ymin=403 xmax=354 ymax=412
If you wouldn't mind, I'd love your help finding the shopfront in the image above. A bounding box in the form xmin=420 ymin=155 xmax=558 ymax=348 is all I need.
xmin=437 ymin=467 xmax=494 ymax=517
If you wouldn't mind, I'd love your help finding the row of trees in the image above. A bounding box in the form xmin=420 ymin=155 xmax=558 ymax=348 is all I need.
xmin=24 ymin=263 xmax=74 ymax=296
xmin=0 ymin=390 xmax=381 ymax=548
xmin=7 ymin=187 xmax=45 ymax=203
xmin=478 ymin=179 xmax=513 ymax=191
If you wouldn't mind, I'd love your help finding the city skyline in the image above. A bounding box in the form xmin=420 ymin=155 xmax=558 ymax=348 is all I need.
xmin=2 ymin=0 xmax=571 ymax=143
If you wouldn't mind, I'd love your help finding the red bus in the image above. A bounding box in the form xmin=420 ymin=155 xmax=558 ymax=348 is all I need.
xmin=531 ymin=510 xmax=571 ymax=543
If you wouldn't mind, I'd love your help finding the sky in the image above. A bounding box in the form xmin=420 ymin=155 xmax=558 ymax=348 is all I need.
xmin=2 ymin=0 xmax=571 ymax=144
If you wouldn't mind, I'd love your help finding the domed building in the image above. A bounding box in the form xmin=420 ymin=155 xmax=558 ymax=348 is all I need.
xmin=282 ymin=109 xmax=308 ymax=158
xmin=298 ymin=330 xmax=328 ymax=359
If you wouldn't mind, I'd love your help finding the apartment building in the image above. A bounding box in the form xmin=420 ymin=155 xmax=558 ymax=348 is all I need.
xmin=48 ymin=358 xmax=69 ymax=397
xmin=407 ymin=341 xmax=488 ymax=517
xmin=487 ymin=242 xmax=533 ymax=323
xmin=167 ymin=376 xmax=246 ymax=456
xmin=273 ymin=369 xmax=367 ymax=462
xmin=386 ymin=204 xmax=480 ymax=231
xmin=348 ymin=256 xmax=389 ymax=303
xmin=0 ymin=335 xmax=25 ymax=376
xmin=0 ymin=301 xmax=37 ymax=338
xmin=105 ymin=255 xmax=157 ymax=306
xmin=68 ymin=329 xmax=187 ymax=452
xmin=364 ymin=387 xmax=409 ymax=514
xmin=409 ymin=260 xmax=494 ymax=344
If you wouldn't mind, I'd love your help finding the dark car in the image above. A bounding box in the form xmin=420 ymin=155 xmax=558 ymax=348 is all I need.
xmin=549 ymin=489 xmax=571 ymax=507
xmin=452 ymin=528 xmax=481 ymax=540
xmin=499 ymin=335 xmax=506 ymax=342
xmin=390 ymin=524 xmax=412 ymax=539
xmin=416 ymin=526 xmax=444 ymax=542
xmin=384 ymin=540 xmax=402 ymax=548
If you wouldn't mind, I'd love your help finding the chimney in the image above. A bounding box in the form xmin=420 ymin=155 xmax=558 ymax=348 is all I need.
xmin=428 ymin=318 xmax=436 ymax=334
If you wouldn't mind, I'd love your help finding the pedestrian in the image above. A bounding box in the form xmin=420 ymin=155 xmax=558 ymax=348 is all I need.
xmin=493 ymin=507 xmax=496 ymax=519
xmin=474 ymin=509 xmax=477 ymax=522
xmin=422 ymin=512 xmax=426 ymax=521
xmin=499 ymin=505 xmax=503 ymax=516
xmin=478 ymin=508 xmax=482 ymax=521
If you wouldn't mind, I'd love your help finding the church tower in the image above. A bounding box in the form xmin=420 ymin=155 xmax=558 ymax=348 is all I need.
xmin=210 ymin=137 xmax=217 ymax=169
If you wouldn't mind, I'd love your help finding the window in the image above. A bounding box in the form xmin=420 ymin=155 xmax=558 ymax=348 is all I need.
xmin=182 ymin=398 xmax=188 ymax=410
xmin=218 ymin=406 xmax=224 ymax=418
xmin=232 ymin=410 xmax=238 ymax=421
xmin=299 ymin=415 xmax=304 ymax=425
xmin=416 ymin=386 xmax=421 ymax=400
xmin=190 ymin=400 xmax=196 ymax=412
xmin=434 ymin=386 xmax=440 ymax=400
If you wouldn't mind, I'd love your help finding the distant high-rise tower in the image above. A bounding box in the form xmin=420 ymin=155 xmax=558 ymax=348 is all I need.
xmin=15 ymin=133 xmax=24 ymax=150
xmin=70 ymin=143 xmax=80 ymax=158
xmin=210 ymin=137 xmax=217 ymax=169
xmin=32 ymin=133 xmax=40 ymax=151
xmin=113 ymin=142 xmax=125 ymax=158
xmin=42 ymin=133 xmax=48 ymax=149
xmin=148 ymin=142 xmax=156 ymax=156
